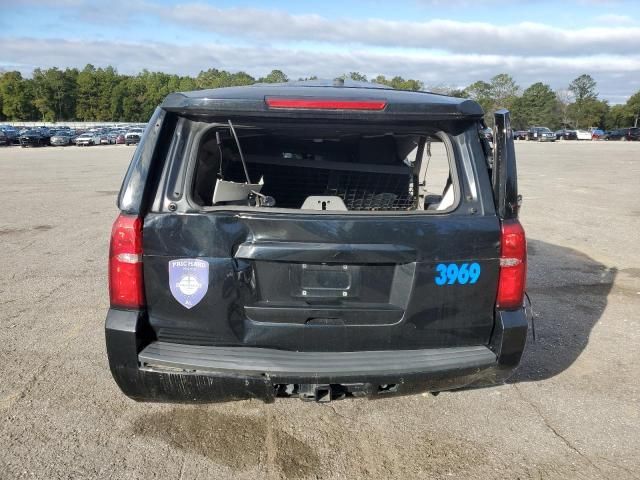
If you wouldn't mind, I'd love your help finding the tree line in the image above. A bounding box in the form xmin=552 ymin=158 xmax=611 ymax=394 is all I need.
xmin=0 ymin=65 xmax=638 ymax=129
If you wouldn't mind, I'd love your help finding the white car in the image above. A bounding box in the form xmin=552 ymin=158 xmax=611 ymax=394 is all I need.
xmin=75 ymin=132 xmax=101 ymax=146
xmin=575 ymin=130 xmax=592 ymax=141
xmin=125 ymin=128 xmax=144 ymax=145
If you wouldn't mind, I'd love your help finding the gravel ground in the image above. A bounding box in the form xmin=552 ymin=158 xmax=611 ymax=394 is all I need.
xmin=0 ymin=141 xmax=639 ymax=479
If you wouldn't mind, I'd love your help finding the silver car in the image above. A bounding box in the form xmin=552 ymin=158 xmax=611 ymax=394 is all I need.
xmin=50 ymin=133 xmax=73 ymax=146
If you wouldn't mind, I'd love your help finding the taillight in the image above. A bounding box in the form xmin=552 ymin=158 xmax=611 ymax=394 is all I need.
xmin=109 ymin=214 xmax=145 ymax=309
xmin=497 ymin=219 xmax=527 ymax=310
xmin=265 ymin=97 xmax=387 ymax=110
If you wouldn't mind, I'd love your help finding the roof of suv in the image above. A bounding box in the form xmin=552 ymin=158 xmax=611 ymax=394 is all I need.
xmin=160 ymin=79 xmax=484 ymax=120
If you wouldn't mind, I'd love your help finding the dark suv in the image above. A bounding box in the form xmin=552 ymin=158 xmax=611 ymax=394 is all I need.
xmin=105 ymin=80 xmax=528 ymax=403
xmin=527 ymin=126 xmax=555 ymax=142
xmin=604 ymin=127 xmax=640 ymax=141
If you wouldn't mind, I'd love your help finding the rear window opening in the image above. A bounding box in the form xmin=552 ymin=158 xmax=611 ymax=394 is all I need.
xmin=189 ymin=122 xmax=458 ymax=213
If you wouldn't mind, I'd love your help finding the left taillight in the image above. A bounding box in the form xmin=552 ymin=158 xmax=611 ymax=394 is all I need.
xmin=109 ymin=213 xmax=145 ymax=309
xmin=496 ymin=219 xmax=527 ymax=310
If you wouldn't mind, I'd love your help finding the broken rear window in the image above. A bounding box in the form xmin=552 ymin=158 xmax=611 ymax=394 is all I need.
xmin=189 ymin=122 xmax=458 ymax=213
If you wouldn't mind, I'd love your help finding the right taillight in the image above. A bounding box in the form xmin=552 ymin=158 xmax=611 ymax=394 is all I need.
xmin=497 ymin=219 xmax=527 ymax=310
xmin=109 ymin=213 xmax=145 ymax=309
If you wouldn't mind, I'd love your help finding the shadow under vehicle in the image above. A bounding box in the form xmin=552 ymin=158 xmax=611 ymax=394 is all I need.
xmin=508 ymin=239 xmax=616 ymax=384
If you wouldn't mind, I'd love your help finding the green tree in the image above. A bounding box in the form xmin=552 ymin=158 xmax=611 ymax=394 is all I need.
xmin=511 ymin=82 xmax=560 ymax=129
xmin=374 ymin=75 xmax=423 ymax=91
xmin=489 ymin=73 xmax=519 ymax=110
xmin=76 ymin=64 xmax=101 ymax=120
xmin=93 ymin=66 xmax=121 ymax=121
xmin=567 ymin=98 xmax=608 ymax=129
xmin=345 ymin=72 xmax=368 ymax=82
xmin=0 ymin=71 xmax=37 ymax=120
xmin=605 ymin=104 xmax=633 ymax=129
xmin=566 ymin=75 xmax=608 ymax=128
xmin=463 ymin=80 xmax=493 ymax=122
xmin=0 ymin=76 xmax=4 ymax=121
xmin=196 ymin=68 xmax=255 ymax=89
xmin=31 ymin=67 xmax=77 ymax=121
xmin=569 ymin=74 xmax=597 ymax=102
xmin=626 ymin=90 xmax=640 ymax=127
xmin=258 ymin=69 xmax=288 ymax=83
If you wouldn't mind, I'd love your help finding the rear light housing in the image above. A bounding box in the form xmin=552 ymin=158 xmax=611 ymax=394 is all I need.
xmin=109 ymin=214 xmax=145 ymax=309
xmin=265 ymin=97 xmax=387 ymax=111
xmin=496 ymin=219 xmax=527 ymax=310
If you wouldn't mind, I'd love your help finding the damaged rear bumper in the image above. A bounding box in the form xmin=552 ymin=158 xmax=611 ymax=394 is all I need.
xmin=105 ymin=308 xmax=527 ymax=403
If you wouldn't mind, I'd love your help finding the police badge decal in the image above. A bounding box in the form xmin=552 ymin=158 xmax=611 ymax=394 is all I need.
xmin=168 ymin=259 xmax=209 ymax=309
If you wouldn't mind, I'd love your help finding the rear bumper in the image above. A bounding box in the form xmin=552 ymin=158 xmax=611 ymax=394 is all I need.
xmin=105 ymin=308 xmax=528 ymax=403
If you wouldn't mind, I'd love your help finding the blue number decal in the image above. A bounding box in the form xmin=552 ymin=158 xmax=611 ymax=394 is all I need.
xmin=468 ymin=262 xmax=481 ymax=284
xmin=458 ymin=263 xmax=470 ymax=284
xmin=435 ymin=263 xmax=447 ymax=286
xmin=435 ymin=262 xmax=481 ymax=286
xmin=446 ymin=264 xmax=458 ymax=284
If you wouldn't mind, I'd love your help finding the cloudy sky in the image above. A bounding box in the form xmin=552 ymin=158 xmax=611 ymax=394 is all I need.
xmin=1 ymin=0 xmax=639 ymax=102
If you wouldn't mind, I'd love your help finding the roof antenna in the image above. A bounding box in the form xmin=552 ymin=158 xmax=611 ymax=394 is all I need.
xmin=227 ymin=119 xmax=251 ymax=184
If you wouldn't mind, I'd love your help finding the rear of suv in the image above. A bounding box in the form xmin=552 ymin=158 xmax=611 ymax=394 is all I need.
xmin=106 ymin=80 xmax=528 ymax=403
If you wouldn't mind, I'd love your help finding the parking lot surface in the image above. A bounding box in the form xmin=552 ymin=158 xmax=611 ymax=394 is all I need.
xmin=0 ymin=142 xmax=639 ymax=479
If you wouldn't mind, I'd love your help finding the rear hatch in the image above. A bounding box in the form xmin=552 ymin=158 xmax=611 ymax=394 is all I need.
xmin=143 ymin=211 xmax=500 ymax=352
xmin=135 ymin=88 xmax=502 ymax=352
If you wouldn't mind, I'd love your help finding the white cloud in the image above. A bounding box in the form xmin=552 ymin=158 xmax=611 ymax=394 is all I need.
xmin=593 ymin=14 xmax=636 ymax=25
xmin=150 ymin=4 xmax=640 ymax=56
xmin=1 ymin=37 xmax=639 ymax=102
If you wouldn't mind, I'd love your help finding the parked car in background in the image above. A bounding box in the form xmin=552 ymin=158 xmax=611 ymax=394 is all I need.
xmin=75 ymin=132 xmax=101 ymax=146
xmin=0 ymin=130 xmax=8 ymax=146
xmin=555 ymin=129 xmax=577 ymax=140
xmin=591 ymin=129 xmax=606 ymax=140
xmin=125 ymin=128 xmax=144 ymax=145
xmin=0 ymin=126 xmax=19 ymax=144
xmin=19 ymin=129 xmax=50 ymax=147
xmin=107 ymin=131 xmax=121 ymax=144
xmin=513 ymin=130 xmax=529 ymax=140
xmin=575 ymin=130 xmax=592 ymax=141
xmin=50 ymin=131 xmax=74 ymax=146
xmin=115 ymin=133 xmax=126 ymax=144
xmin=527 ymin=126 xmax=556 ymax=142
xmin=603 ymin=127 xmax=640 ymax=141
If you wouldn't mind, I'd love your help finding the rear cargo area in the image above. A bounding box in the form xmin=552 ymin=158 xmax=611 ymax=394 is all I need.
xmin=191 ymin=123 xmax=454 ymax=212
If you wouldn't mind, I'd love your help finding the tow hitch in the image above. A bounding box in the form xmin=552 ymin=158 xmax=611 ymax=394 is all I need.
xmin=277 ymin=383 xmax=396 ymax=402
xmin=298 ymin=384 xmax=333 ymax=402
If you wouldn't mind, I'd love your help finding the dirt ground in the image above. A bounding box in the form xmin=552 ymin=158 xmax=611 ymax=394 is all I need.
xmin=0 ymin=141 xmax=638 ymax=479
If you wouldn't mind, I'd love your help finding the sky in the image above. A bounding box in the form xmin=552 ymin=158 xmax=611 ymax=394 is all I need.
xmin=1 ymin=0 xmax=639 ymax=103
